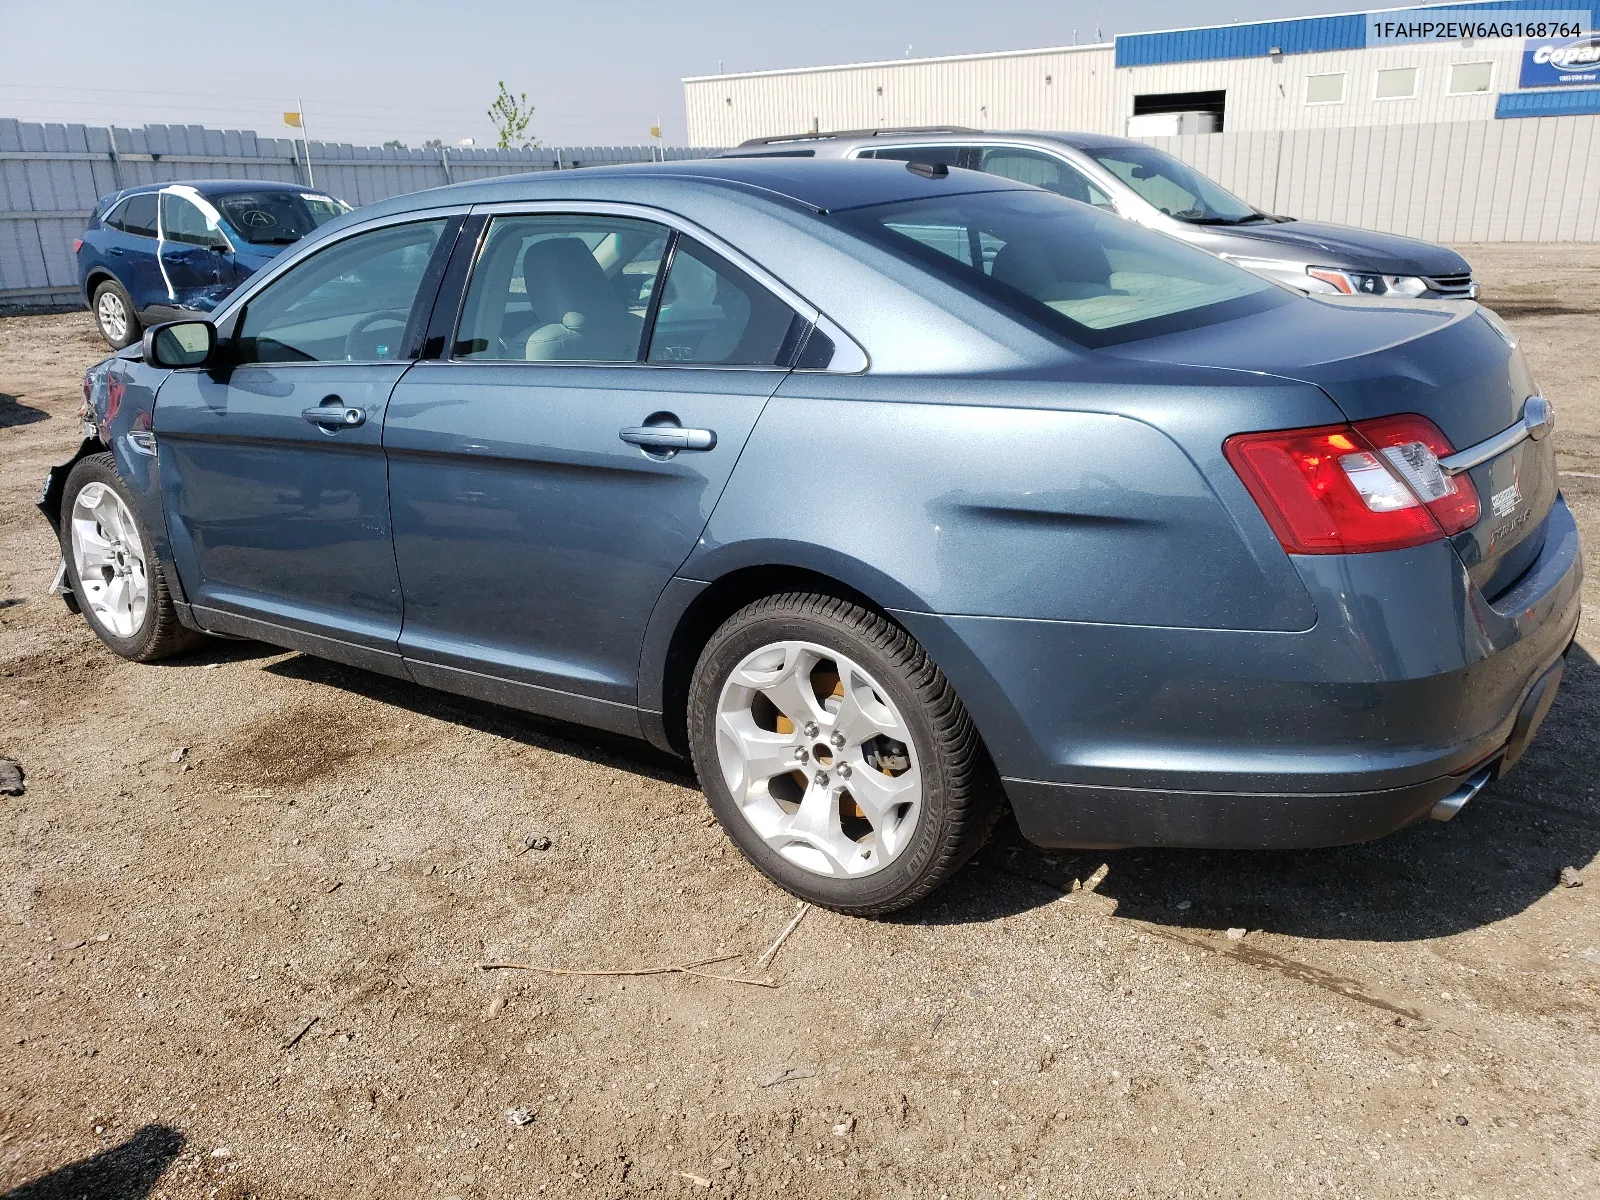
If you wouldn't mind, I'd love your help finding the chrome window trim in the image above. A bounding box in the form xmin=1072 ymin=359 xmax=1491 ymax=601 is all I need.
xmin=1440 ymin=396 xmax=1553 ymax=476
xmin=455 ymin=199 xmax=869 ymax=374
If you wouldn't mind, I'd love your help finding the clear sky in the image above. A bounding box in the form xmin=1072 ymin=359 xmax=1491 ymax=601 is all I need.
xmin=1 ymin=0 xmax=1383 ymax=148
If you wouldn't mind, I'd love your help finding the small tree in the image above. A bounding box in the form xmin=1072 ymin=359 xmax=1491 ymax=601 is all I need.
xmin=382 ymin=139 xmax=407 ymax=150
xmin=487 ymin=81 xmax=538 ymax=150
xmin=422 ymin=138 xmax=444 ymax=150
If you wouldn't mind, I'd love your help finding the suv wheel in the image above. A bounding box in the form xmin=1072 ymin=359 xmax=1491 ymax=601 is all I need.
xmin=60 ymin=453 xmax=199 ymax=661
xmin=91 ymin=278 xmax=140 ymax=349
xmin=689 ymin=593 xmax=997 ymax=916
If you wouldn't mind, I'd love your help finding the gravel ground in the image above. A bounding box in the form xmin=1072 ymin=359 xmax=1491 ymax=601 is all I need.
xmin=1 ymin=245 xmax=1597 ymax=1199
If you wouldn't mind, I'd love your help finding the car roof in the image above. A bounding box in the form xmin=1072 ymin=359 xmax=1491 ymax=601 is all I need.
xmin=114 ymin=179 xmax=330 ymax=198
xmin=359 ymin=157 xmax=1031 ymax=220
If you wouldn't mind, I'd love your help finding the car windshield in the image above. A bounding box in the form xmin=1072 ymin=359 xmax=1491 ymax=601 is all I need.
xmin=1087 ymin=146 xmax=1262 ymax=224
xmin=837 ymin=188 xmax=1285 ymax=346
xmin=212 ymin=190 xmax=350 ymax=246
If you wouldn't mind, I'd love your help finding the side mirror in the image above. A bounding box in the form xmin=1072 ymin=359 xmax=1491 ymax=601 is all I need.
xmin=143 ymin=320 xmax=216 ymax=369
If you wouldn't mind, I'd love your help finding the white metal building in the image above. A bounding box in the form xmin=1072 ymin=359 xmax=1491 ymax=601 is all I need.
xmin=683 ymin=2 xmax=1600 ymax=145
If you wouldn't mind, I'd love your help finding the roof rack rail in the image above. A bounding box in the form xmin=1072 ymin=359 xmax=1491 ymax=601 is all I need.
xmin=736 ymin=126 xmax=982 ymax=147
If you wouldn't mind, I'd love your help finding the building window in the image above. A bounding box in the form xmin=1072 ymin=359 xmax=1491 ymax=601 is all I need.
xmin=1374 ymin=67 xmax=1419 ymax=100
xmin=1304 ymin=73 xmax=1346 ymax=105
xmin=1448 ymin=61 xmax=1495 ymax=95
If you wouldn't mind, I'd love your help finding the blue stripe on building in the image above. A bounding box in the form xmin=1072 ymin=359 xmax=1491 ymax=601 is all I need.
xmin=1115 ymin=2 xmax=1600 ymax=69
xmin=1497 ymin=85 xmax=1600 ymax=115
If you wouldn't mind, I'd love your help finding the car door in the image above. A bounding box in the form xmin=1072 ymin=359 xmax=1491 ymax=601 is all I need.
xmin=156 ymin=188 xmax=236 ymax=317
xmin=384 ymin=208 xmax=810 ymax=730
xmin=153 ymin=214 xmax=459 ymax=674
xmin=101 ymin=192 xmax=166 ymax=315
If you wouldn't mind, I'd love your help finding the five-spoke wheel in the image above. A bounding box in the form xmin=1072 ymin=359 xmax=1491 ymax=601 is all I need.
xmin=691 ymin=593 xmax=997 ymax=915
xmin=715 ymin=640 xmax=921 ymax=878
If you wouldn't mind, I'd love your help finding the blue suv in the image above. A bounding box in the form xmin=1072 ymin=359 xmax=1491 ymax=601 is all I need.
xmin=75 ymin=180 xmax=350 ymax=348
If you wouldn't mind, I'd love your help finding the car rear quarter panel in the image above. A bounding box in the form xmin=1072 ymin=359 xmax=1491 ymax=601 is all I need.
xmin=678 ymin=368 xmax=1346 ymax=776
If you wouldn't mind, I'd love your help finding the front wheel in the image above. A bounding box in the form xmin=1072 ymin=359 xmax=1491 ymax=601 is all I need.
xmin=59 ymin=453 xmax=199 ymax=661
xmin=689 ymin=593 xmax=997 ymax=916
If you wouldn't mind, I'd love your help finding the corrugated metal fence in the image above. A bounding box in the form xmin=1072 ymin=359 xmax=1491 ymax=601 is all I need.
xmin=1150 ymin=114 xmax=1600 ymax=243
xmin=7 ymin=114 xmax=1600 ymax=306
xmin=0 ymin=120 xmax=718 ymax=306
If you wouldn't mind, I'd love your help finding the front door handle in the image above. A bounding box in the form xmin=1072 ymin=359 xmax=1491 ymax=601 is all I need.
xmin=302 ymin=399 xmax=366 ymax=429
xmin=619 ymin=425 xmax=716 ymax=452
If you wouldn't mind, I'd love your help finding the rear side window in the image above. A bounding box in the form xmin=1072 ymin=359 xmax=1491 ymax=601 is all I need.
xmin=976 ymin=148 xmax=1115 ymax=210
xmin=236 ymin=219 xmax=447 ymax=363
xmin=109 ymin=193 xmax=158 ymax=238
xmin=869 ymin=146 xmax=977 ymax=170
xmin=648 ymin=237 xmax=803 ymax=366
xmin=453 ymin=214 xmax=669 ymax=362
xmin=838 ymin=188 xmax=1285 ymax=346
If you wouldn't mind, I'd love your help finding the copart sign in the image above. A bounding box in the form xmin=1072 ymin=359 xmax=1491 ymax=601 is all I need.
xmin=1520 ymin=32 xmax=1600 ymax=88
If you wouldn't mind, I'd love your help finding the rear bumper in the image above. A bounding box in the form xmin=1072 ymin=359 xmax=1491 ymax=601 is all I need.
xmin=895 ymin=494 xmax=1583 ymax=849
xmin=1004 ymin=653 xmax=1566 ymax=849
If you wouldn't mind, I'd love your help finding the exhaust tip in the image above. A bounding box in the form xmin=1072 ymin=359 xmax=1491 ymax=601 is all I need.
xmin=1431 ymin=767 xmax=1493 ymax=822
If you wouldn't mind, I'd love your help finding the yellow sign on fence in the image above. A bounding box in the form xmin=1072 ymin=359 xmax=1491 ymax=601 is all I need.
xmin=283 ymin=111 xmax=303 ymax=128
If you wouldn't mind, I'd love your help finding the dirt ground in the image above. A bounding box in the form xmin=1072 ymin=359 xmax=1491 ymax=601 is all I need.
xmin=1 ymin=244 xmax=1597 ymax=1200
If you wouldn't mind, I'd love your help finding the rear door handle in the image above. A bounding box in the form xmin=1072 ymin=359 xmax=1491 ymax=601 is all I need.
xmin=302 ymin=400 xmax=366 ymax=429
xmin=108 ymin=247 xmax=124 ymax=256
xmin=619 ymin=425 xmax=716 ymax=452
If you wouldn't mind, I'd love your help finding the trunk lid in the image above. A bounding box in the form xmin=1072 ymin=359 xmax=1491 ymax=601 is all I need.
xmin=1106 ymin=296 xmax=1555 ymax=596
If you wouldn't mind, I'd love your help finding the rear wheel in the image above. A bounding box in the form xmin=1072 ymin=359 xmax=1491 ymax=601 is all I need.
xmin=689 ymin=593 xmax=997 ymax=916
xmin=91 ymin=278 xmax=140 ymax=349
xmin=60 ymin=453 xmax=199 ymax=661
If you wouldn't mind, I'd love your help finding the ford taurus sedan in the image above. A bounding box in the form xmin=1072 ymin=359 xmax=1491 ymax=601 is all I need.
xmin=39 ymin=159 xmax=1581 ymax=915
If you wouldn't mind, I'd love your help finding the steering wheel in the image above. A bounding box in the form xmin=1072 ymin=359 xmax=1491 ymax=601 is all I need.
xmin=344 ymin=309 xmax=411 ymax=361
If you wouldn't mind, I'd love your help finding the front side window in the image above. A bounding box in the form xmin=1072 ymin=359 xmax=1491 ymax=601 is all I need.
xmin=160 ymin=192 xmax=227 ymax=248
xmin=214 ymin=190 xmax=349 ymax=247
xmin=236 ymin=219 xmax=447 ymax=364
xmin=1087 ymin=145 xmax=1260 ymax=224
xmin=648 ymin=237 xmax=802 ymax=366
xmin=112 ymin=193 xmax=158 ymax=239
xmin=454 ymin=215 xmax=669 ymax=362
xmin=977 ymin=148 xmax=1115 ymax=210
xmin=838 ymin=189 xmax=1284 ymax=346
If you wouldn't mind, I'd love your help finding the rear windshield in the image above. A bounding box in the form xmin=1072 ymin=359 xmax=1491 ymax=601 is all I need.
xmin=836 ymin=188 xmax=1286 ymax=346
xmin=213 ymin=190 xmax=349 ymax=246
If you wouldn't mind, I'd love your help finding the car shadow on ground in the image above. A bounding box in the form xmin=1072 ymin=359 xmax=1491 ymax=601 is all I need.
xmin=207 ymin=635 xmax=1597 ymax=944
xmin=913 ymin=642 xmax=1600 ymax=942
xmin=1 ymin=1124 xmax=183 ymax=1200
xmin=261 ymin=652 xmax=697 ymax=790
xmin=0 ymin=393 xmax=49 ymax=429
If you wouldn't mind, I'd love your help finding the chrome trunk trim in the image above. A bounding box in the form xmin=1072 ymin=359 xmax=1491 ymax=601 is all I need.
xmin=1439 ymin=396 xmax=1553 ymax=476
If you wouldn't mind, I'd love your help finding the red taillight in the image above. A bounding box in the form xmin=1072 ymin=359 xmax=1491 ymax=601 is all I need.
xmin=72 ymin=238 xmax=84 ymax=254
xmin=1225 ymin=415 xmax=1479 ymax=555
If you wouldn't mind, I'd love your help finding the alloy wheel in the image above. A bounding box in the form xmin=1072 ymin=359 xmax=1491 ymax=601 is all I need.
xmin=96 ymin=290 xmax=128 ymax=342
xmin=714 ymin=640 xmax=922 ymax=878
xmin=69 ymin=482 xmax=150 ymax=638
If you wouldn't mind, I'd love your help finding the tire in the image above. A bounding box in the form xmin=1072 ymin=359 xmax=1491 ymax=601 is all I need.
xmin=91 ymin=278 xmax=141 ymax=349
xmin=59 ymin=453 xmax=200 ymax=662
xmin=689 ymin=592 xmax=997 ymax=916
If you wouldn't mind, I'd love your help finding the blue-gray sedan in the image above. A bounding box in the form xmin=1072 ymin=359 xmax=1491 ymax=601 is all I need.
xmin=39 ymin=159 xmax=1582 ymax=915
